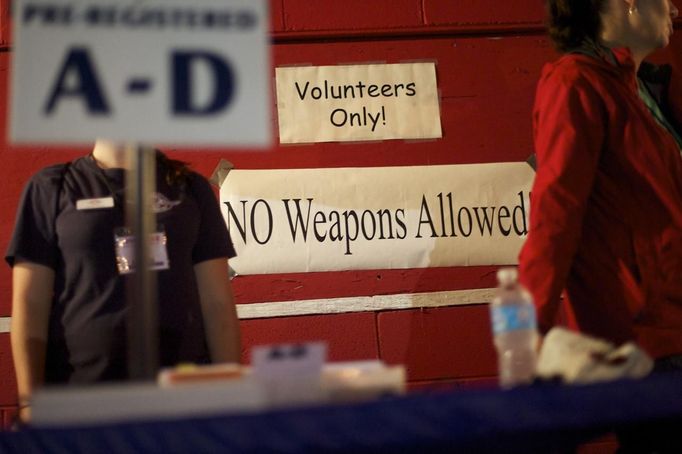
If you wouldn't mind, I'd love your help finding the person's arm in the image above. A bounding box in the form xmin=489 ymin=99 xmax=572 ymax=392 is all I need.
xmin=194 ymin=258 xmax=241 ymax=363
xmin=519 ymin=68 xmax=605 ymax=332
xmin=10 ymin=261 xmax=55 ymax=422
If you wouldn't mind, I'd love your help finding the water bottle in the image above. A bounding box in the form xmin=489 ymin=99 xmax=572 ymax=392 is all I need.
xmin=490 ymin=267 xmax=538 ymax=388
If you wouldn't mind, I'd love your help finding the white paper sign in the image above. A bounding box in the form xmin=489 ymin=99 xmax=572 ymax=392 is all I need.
xmin=11 ymin=0 xmax=270 ymax=146
xmin=219 ymin=163 xmax=534 ymax=275
xmin=251 ymin=342 xmax=327 ymax=406
xmin=276 ymin=63 xmax=442 ymax=143
xmin=251 ymin=342 xmax=327 ymax=381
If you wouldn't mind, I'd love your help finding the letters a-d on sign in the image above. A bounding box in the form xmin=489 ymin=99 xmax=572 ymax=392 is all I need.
xmin=10 ymin=0 xmax=271 ymax=146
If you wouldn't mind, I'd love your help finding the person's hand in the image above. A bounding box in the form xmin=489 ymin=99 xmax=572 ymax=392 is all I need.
xmin=10 ymin=405 xmax=30 ymax=431
xmin=12 ymin=400 xmax=31 ymax=429
xmin=18 ymin=404 xmax=31 ymax=424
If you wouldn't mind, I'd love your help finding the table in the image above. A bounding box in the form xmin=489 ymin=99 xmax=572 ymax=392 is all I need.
xmin=2 ymin=372 xmax=682 ymax=453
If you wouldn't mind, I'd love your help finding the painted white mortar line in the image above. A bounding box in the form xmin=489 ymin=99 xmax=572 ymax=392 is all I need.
xmin=236 ymin=288 xmax=495 ymax=319
xmin=0 ymin=317 xmax=10 ymax=334
xmin=0 ymin=288 xmax=496 ymax=330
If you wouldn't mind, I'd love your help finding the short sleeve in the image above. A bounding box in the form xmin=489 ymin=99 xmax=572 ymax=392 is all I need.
xmin=5 ymin=164 xmax=67 ymax=269
xmin=189 ymin=173 xmax=236 ymax=264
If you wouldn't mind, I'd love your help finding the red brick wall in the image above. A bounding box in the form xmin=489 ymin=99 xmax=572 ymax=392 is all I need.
xmin=1 ymin=0 xmax=681 ymax=436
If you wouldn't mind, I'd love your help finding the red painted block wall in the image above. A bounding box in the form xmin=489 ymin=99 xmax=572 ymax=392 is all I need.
xmin=1 ymin=0 xmax=681 ymax=437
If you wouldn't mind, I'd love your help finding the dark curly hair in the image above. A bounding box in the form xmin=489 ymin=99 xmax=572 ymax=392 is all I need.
xmin=155 ymin=149 xmax=191 ymax=186
xmin=546 ymin=0 xmax=607 ymax=52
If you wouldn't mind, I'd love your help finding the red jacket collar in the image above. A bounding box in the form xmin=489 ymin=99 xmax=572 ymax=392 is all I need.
xmin=555 ymin=46 xmax=639 ymax=92
xmin=612 ymin=47 xmax=638 ymax=90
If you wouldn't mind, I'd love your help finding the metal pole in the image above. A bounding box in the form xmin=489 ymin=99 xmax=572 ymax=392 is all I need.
xmin=125 ymin=144 xmax=159 ymax=380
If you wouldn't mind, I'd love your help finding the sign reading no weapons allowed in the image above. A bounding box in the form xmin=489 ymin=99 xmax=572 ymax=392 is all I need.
xmin=220 ymin=163 xmax=533 ymax=275
xmin=11 ymin=0 xmax=270 ymax=146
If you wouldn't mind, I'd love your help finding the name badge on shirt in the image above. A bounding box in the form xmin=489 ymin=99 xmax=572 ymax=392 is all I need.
xmin=114 ymin=227 xmax=170 ymax=275
xmin=77 ymin=197 xmax=115 ymax=210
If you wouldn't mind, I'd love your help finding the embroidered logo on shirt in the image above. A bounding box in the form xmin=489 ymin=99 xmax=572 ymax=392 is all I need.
xmin=153 ymin=193 xmax=181 ymax=213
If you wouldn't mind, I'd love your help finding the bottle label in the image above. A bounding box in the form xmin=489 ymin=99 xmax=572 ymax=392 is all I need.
xmin=491 ymin=304 xmax=537 ymax=334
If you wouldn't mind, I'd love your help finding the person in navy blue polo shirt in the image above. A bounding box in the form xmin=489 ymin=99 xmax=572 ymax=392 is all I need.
xmin=6 ymin=140 xmax=241 ymax=422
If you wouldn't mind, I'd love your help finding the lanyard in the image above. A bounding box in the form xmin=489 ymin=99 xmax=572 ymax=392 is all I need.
xmin=87 ymin=154 xmax=128 ymax=212
xmin=87 ymin=154 xmax=188 ymax=215
xmin=637 ymin=80 xmax=682 ymax=152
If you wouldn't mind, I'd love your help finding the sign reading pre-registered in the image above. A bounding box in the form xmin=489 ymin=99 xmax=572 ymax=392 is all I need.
xmin=10 ymin=0 xmax=270 ymax=146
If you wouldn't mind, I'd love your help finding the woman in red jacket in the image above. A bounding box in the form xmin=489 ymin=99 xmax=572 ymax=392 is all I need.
xmin=520 ymin=0 xmax=682 ymax=371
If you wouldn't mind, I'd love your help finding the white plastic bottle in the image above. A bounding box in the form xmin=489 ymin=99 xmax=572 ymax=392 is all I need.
xmin=489 ymin=267 xmax=539 ymax=388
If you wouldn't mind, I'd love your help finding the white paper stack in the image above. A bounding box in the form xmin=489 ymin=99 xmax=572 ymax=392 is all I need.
xmin=31 ymin=341 xmax=406 ymax=428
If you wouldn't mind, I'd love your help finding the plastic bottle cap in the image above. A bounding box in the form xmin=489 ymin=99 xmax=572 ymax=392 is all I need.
xmin=496 ymin=267 xmax=518 ymax=285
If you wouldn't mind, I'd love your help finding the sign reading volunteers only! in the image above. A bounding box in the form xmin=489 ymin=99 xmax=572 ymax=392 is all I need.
xmin=219 ymin=163 xmax=533 ymax=275
xmin=10 ymin=0 xmax=270 ymax=146
xmin=276 ymin=63 xmax=442 ymax=144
